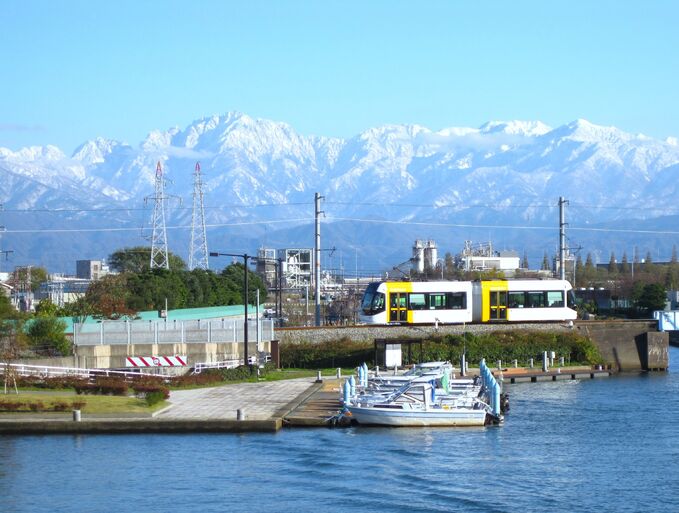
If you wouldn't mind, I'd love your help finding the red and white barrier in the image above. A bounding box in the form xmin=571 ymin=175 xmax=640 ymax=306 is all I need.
xmin=125 ymin=355 xmax=188 ymax=367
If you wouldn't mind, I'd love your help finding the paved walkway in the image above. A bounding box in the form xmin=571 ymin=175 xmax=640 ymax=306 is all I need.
xmin=157 ymin=378 xmax=318 ymax=421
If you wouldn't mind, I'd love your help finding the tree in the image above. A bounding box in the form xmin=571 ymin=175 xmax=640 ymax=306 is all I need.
xmin=541 ymin=252 xmax=550 ymax=271
xmin=621 ymin=252 xmax=630 ymax=274
xmin=635 ymin=283 xmax=667 ymax=314
xmin=608 ymin=252 xmax=618 ymax=276
xmin=108 ymin=246 xmax=186 ymax=273
xmin=35 ymin=298 xmax=59 ymax=317
xmin=26 ymin=317 xmax=71 ymax=356
xmin=86 ymin=274 xmax=137 ymax=319
xmin=522 ymin=250 xmax=529 ymax=269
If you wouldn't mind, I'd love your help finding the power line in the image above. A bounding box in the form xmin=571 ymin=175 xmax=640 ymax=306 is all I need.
xmin=4 ymin=218 xmax=315 ymax=234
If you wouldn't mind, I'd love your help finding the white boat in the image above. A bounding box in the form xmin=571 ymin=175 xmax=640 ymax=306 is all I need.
xmin=345 ymin=382 xmax=493 ymax=427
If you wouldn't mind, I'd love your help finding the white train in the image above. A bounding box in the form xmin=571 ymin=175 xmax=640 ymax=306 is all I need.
xmin=359 ymin=279 xmax=577 ymax=324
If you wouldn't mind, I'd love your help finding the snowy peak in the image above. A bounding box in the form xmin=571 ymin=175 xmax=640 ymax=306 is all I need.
xmin=479 ymin=120 xmax=552 ymax=137
xmin=72 ymin=137 xmax=131 ymax=165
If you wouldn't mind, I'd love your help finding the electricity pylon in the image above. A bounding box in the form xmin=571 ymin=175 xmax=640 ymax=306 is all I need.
xmin=189 ymin=162 xmax=209 ymax=270
xmin=147 ymin=161 xmax=170 ymax=269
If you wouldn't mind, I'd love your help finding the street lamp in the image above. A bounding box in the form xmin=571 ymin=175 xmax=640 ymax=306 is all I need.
xmin=209 ymin=251 xmax=251 ymax=368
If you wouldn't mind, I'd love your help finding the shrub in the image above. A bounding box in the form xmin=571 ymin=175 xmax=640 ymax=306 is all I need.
xmin=28 ymin=401 xmax=44 ymax=412
xmin=53 ymin=401 xmax=70 ymax=412
xmin=75 ymin=377 xmax=129 ymax=396
xmin=131 ymin=384 xmax=170 ymax=401
xmin=144 ymin=391 xmax=167 ymax=406
xmin=0 ymin=400 xmax=22 ymax=412
xmin=71 ymin=400 xmax=86 ymax=410
xmin=280 ymin=337 xmax=373 ymax=368
xmin=427 ymin=330 xmax=602 ymax=366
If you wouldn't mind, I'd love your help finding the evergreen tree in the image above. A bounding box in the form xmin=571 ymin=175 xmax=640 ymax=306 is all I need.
xmin=608 ymin=252 xmax=618 ymax=275
xmin=621 ymin=252 xmax=630 ymax=274
xmin=672 ymin=245 xmax=678 ymax=264
xmin=522 ymin=250 xmax=529 ymax=269
xmin=643 ymin=251 xmax=654 ymax=273
xmin=541 ymin=252 xmax=550 ymax=271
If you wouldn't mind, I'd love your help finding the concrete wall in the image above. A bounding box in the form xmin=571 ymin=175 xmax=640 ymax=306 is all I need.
xmin=574 ymin=320 xmax=668 ymax=371
xmin=72 ymin=341 xmax=270 ymax=370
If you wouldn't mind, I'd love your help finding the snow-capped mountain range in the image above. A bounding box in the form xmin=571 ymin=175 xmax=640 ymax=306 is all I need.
xmin=1 ymin=112 xmax=678 ymax=272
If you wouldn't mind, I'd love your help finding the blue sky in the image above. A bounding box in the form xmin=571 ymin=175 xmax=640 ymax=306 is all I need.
xmin=1 ymin=0 xmax=678 ymax=153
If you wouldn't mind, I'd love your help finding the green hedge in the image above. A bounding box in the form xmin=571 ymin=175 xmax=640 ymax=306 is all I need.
xmin=422 ymin=330 xmax=603 ymax=366
xmin=279 ymin=331 xmax=603 ymax=369
xmin=280 ymin=337 xmax=373 ymax=369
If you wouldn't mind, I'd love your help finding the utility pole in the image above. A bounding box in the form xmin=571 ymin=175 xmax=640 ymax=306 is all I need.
xmin=314 ymin=192 xmax=323 ymax=326
xmin=148 ymin=162 xmax=170 ymax=269
xmin=209 ymin=252 xmax=251 ymax=368
xmin=277 ymin=257 xmax=283 ymax=322
xmin=559 ymin=196 xmax=568 ymax=281
xmin=189 ymin=162 xmax=209 ymax=270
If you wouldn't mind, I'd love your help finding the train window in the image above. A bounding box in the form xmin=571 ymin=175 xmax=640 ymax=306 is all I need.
xmin=547 ymin=291 xmax=564 ymax=307
xmin=527 ymin=292 xmax=546 ymax=308
xmin=508 ymin=291 xmax=525 ymax=308
xmin=429 ymin=294 xmax=446 ymax=309
xmin=409 ymin=293 xmax=427 ymax=310
xmin=447 ymin=292 xmax=466 ymax=309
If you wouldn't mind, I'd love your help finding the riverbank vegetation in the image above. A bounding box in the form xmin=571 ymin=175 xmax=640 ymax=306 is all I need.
xmin=279 ymin=331 xmax=603 ymax=369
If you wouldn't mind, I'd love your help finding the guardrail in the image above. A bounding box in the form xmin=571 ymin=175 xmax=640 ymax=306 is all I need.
xmin=2 ymin=363 xmax=159 ymax=379
xmin=192 ymin=359 xmax=241 ymax=374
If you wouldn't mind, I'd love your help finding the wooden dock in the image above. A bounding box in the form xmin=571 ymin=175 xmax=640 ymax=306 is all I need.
xmin=283 ymin=367 xmax=612 ymax=427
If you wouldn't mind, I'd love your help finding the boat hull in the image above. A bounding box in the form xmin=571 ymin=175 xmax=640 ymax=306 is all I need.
xmin=347 ymin=406 xmax=488 ymax=427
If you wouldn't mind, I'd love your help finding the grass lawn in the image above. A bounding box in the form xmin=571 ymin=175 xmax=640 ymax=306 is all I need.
xmin=1 ymin=392 xmax=167 ymax=414
xmin=259 ymin=368 xmax=355 ymax=381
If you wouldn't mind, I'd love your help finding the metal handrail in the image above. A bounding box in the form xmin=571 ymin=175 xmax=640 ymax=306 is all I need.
xmin=2 ymin=363 xmax=158 ymax=379
xmin=191 ymin=359 xmax=241 ymax=374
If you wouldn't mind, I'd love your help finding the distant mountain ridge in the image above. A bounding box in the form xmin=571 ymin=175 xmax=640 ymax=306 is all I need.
xmin=1 ymin=113 xmax=678 ymax=272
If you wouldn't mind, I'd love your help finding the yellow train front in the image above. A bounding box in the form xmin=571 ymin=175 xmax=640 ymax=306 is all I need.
xmin=358 ymin=279 xmax=577 ymax=325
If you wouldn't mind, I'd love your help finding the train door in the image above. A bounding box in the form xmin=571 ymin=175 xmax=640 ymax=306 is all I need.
xmin=489 ymin=290 xmax=507 ymax=320
xmin=480 ymin=280 xmax=509 ymax=322
xmin=389 ymin=292 xmax=408 ymax=322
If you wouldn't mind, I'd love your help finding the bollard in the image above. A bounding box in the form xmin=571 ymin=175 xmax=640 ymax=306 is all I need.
xmin=497 ymin=360 xmax=502 ymax=370
xmin=550 ymin=351 xmax=556 ymax=367
xmin=316 ymin=370 xmax=322 ymax=383
xmin=529 ymin=358 xmax=534 ymax=369
xmin=460 ymin=354 xmax=466 ymax=377
xmin=336 ymin=367 xmax=341 ymax=379
xmin=237 ymin=409 xmax=245 ymax=421
xmin=343 ymin=380 xmax=351 ymax=405
xmin=72 ymin=410 xmax=81 ymax=422
xmin=513 ymin=359 xmax=518 ymax=368
xmin=375 ymin=365 xmax=380 ymax=377
xmin=542 ymin=351 xmax=548 ymax=372
xmin=559 ymin=356 xmax=565 ymax=367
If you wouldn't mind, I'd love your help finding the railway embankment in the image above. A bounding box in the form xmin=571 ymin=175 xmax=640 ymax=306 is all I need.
xmin=277 ymin=320 xmax=668 ymax=372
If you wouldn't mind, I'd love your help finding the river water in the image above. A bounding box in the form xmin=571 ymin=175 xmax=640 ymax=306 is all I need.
xmin=2 ymin=348 xmax=678 ymax=513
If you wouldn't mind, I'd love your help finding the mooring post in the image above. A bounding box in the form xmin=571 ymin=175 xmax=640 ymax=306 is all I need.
xmin=543 ymin=351 xmax=549 ymax=372
xmin=342 ymin=380 xmax=351 ymax=405
xmin=529 ymin=357 xmax=534 ymax=369
xmin=72 ymin=410 xmax=81 ymax=422
xmin=237 ymin=409 xmax=245 ymax=421
xmin=336 ymin=367 xmax=341 ymax=379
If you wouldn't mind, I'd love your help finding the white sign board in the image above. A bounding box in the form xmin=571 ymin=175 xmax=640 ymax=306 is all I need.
xmin=385 ymin=343 xmax=402 ymax=368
